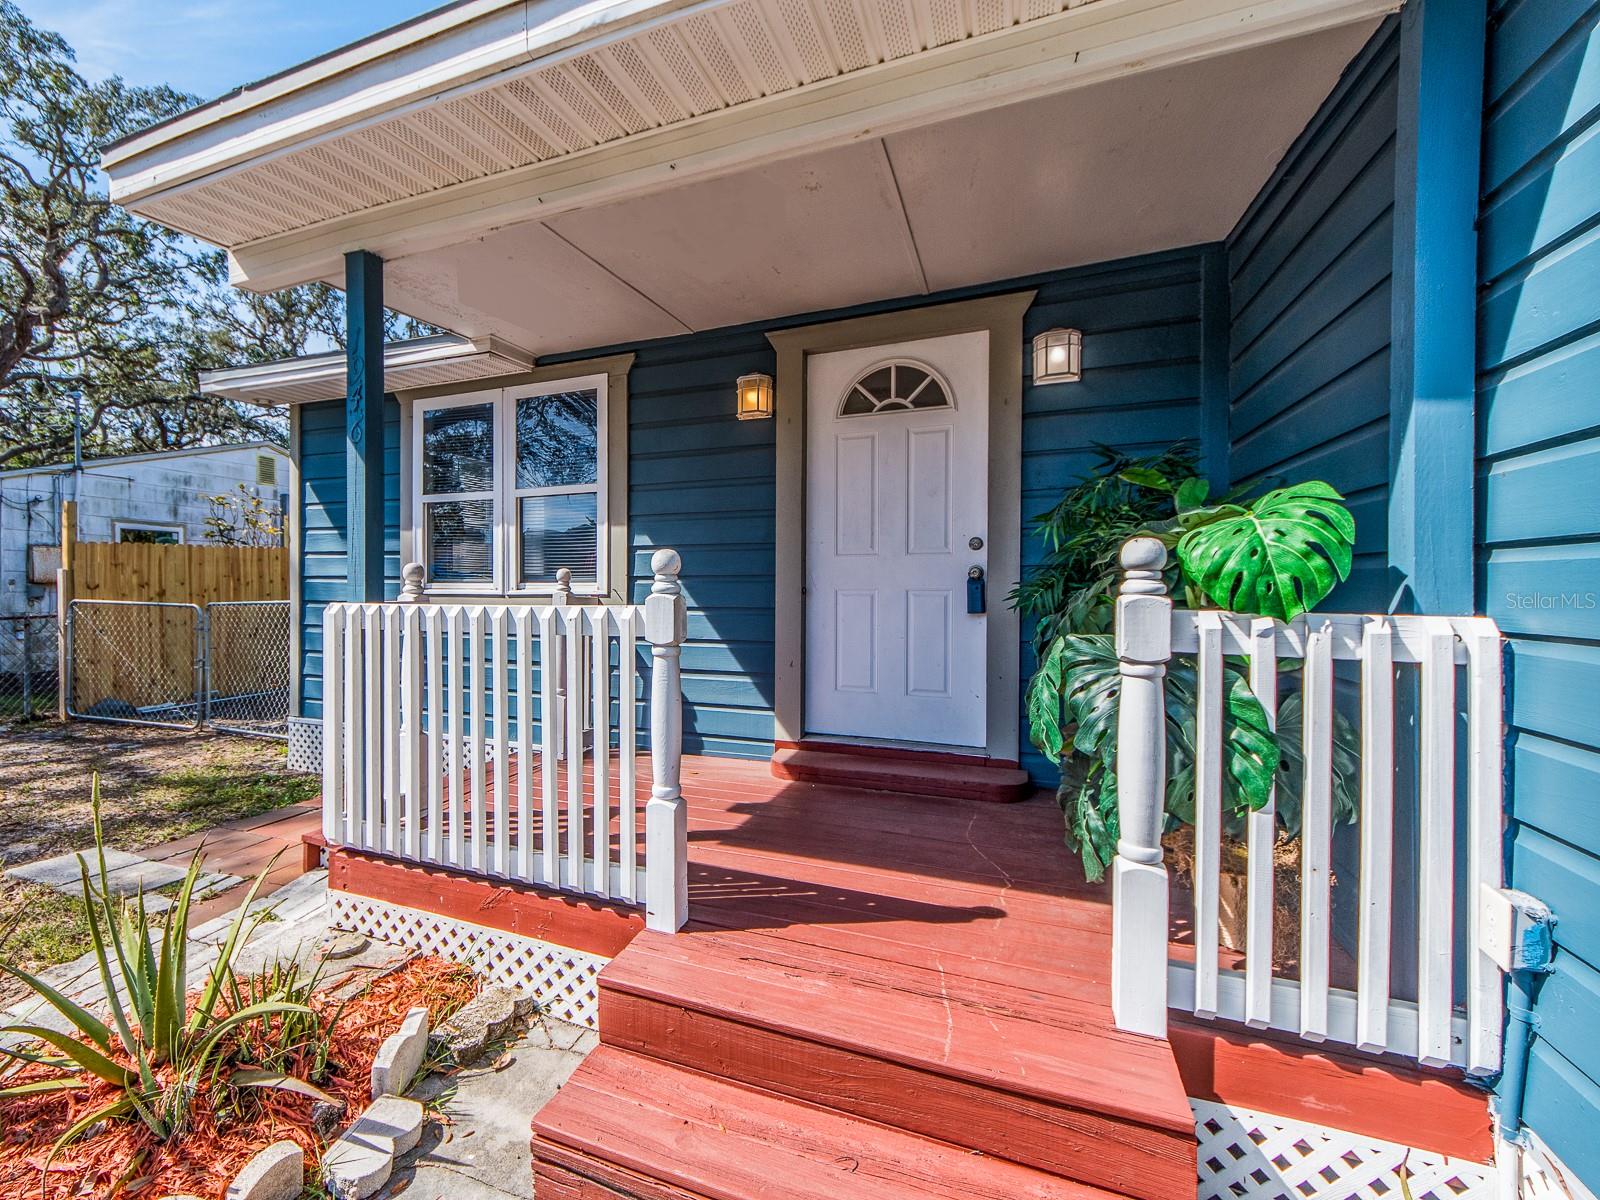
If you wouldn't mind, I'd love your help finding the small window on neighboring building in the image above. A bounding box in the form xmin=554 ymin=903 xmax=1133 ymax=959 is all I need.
xmin=114 ymin=522 xmax=183 ymax=545
xmin=256 ymin=453 xmax=278 ymax=486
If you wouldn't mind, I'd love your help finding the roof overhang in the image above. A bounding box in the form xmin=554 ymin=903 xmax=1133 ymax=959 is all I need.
xmin=197 ymin=334 xmax=534 ymax=405
xmin=103 ymin=0 xmax=1397 ymax=295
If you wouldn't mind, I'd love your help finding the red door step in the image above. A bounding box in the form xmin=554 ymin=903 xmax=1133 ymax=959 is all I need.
xmin=771 ymin=744 xmax=1032 ymax=803
xmin=532 ymin=1046 xmax=1128 ymax=1200
xmin=598 ymin=930 xmax=1197 ymax=1200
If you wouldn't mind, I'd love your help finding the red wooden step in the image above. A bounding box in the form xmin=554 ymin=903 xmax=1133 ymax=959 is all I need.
xmin=597 ymin=930 xmax=1196 ymax=1200
xmin=770 ymin=745 xmax=1032 ymax=802
xmin=531 ymin=1046 xmax=1129 ymax=1200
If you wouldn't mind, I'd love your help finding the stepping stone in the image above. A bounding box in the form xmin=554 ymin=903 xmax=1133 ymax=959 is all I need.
xmin=323 ymin=1096 xmax=425 ymax=1199
xmin=371 ymin=1007 xmax=429 ymax=1098
xmin=225 ymin=1140 xmax=303 ymax=1200
xmin=5 ymin=848 xmax=144 ymax=890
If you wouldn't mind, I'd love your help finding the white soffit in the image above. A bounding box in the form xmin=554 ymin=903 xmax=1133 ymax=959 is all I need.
xmin=369 ymin=21 xmax=1378 ymax=353
xmin=105 ymin=0 xmax=1396 ymax=294
xmin=197 ymin=334 xmax=535 ymax=406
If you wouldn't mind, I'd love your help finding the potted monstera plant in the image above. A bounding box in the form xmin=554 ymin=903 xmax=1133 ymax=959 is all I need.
xmin=1013 ymin=445 xmax=1360 ymax=955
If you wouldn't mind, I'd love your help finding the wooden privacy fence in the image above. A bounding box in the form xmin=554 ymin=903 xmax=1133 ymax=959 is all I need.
xmin=321 ymin=551 xmax=690 ymax=933
xmin=1109 ymin=537 xmax=1508 ymax=1075
xmin=55 ymin=500 xmax=287 ymax=719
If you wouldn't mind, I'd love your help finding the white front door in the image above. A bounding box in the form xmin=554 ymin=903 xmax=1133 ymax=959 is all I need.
xmin=805 ymin=330 xmax=989 ymax=748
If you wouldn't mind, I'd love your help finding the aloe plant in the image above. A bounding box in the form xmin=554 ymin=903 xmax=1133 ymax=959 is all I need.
xmin=0 ymin=780 xmax=334 ymax=1161
xmin=1013 ymin=447 xmax=1360 ymax=880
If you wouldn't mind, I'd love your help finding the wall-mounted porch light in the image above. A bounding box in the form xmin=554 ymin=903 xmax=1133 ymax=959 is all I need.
xmin=1032 ymin=328 xmax=1083 ymax=384
xmin=736 ymin=372 xmax=775 ymax=420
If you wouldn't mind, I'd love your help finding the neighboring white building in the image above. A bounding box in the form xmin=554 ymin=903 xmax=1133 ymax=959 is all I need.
xmin=0 ymin=441 xmax=290 ymax=622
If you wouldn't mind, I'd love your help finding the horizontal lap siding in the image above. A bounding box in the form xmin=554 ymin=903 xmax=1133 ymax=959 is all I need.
xmin=1480 ymin=0 xmax=1600 ymax=1187
xmin=298 ymin=397 xmax=401 ymax=717
xmin=623 ymin=330 xmax=778 ymax=760
xmin=1019 ymin=251 xmax=1206 ymax=783
xmin=1226 ymin=20 xmax=1399 ymax=613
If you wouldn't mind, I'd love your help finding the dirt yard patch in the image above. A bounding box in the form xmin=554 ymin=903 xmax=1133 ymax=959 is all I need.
xmin=0 ymin=720 xmax=317 ymax=978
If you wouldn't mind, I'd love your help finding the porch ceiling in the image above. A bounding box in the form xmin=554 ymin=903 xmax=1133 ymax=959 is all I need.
xmin=350 ymin=22 xmax=1380 ymax=354
xmin=104 ymin=0 xmax=1392 ymax=301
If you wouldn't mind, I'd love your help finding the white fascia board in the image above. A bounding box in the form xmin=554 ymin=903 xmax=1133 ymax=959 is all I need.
xmin=198 ymin=335 xmax=533 ymax=403
xmin=226 ymin=0 xmax=1397 ymax=294
xmin=104 ymin=0 xmax=708 ymax=205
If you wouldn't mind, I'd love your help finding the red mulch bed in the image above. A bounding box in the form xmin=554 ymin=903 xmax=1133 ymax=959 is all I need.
xmin=0 ymin=955 xmax=479 ymax=1200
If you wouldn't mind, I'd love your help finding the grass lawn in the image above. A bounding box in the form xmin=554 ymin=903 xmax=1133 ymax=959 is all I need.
xmin=0 ymin=721 xmax=318 ymax=990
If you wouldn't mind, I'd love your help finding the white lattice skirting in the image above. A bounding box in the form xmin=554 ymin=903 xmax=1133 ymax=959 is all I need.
xmin=329 ymin=891 xmax=609 ymax=1029
xmin=1194 ymin=1100 xmax=1494 ymax=1200
xmin=286 ymin=716 xmax=322 ymax=774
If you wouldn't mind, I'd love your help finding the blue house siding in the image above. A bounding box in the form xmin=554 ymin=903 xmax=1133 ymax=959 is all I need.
xmin=1017 ymin=249 xmax=1206 ymax=782
xmin=296 ymin=396 xmax=402 ymax=718
xmin=294 ymin=251 xmax=1208 ymax=774
xmin=1479 ymin=0 xmax=1600 ymax=1186
xmin=620 ymin=327 xmax=779 ymax=760
xmin=1225 ymin=19 xmax=1399 ymax=613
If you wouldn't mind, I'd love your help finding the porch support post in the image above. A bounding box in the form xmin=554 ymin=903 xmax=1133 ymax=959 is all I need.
xmin=1112 ymin=537 xmax=1172 ymax=1038
xmin=645 ymin=549 xmax=689 ymax=932
xmin=1388 ymin=0 xmax=1485 ymax=615
xmin=346 ymin=249 xmax=387 ymax=602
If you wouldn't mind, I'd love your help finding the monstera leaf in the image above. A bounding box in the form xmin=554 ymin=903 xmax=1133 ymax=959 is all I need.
xmin=1176 ymin=482 xmax=1355 ymax=621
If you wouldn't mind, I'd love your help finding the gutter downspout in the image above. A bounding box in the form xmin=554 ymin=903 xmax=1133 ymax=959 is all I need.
xmin=1489 ymin=889 xmax=1555 ymax=1198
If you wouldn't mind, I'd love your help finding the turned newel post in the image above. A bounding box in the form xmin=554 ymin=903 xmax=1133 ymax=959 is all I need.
xmin=1112 ymin=536 xmax=1173 ymax=1037
xmin=644 ymin=549 xmax=688 ymax=932
xmin=399 ymin=562 xmax=425 ymax=602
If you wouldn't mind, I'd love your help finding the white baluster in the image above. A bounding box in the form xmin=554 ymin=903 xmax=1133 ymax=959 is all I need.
xmin=552 ymin=567 xmax=571 ymax=761
xmin=322 ymin=605 xmax=345 ymax=844
xmin=362 ymin=605 xmax=383 ymax=853
xmin=1299 ymin=620 xmax=1334 ymax=1040
xmin=1111 ymin=537 xmax=1171 ymax=1037
xmin=1192 ymin=610 xmax=1224 ymax=1019
xmin=1356 ymin=617 xmax=1395 ymax=1053
xmin=645 ymin=549 xmax=688 ymax=933
xmin=1245 ymin=617 xmax=1278 ymax=1029
xmin=1417 ymin=620 xmax=1457 ymax=1067
xmin=424 ymin=607 xmax=444 ymax=863
xmin=591 ymin=607 xmax=612 ymax=896
xmin=491 ymin=607 xmax=511 ymax=878
xmin=400 ymin=604 xmax=422 ymax=860
xmin=513 ymin=607 xmax=535 ymax=883
xmin=618 ymin=608 xmax=640 ymax=904
xmin=468 ymin=607 xmax=488 ymax=874
xmin=564 ymin=602 xmax=585 ymax=891
xmin=537 ymin=605 xmax=561 ymax=886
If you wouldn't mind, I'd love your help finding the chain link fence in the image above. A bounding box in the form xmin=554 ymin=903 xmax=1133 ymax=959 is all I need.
xmin=0 ymin=614 xmax=59 ymax=723
xmin=64 ymin=599 xmax=290 ymax=738
xmin=204 ymin=601 xmax=291 ymax=737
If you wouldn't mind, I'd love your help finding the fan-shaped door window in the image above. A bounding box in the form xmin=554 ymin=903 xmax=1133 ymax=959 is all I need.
xmin=839 ymin=360 xmax=953 ymax=416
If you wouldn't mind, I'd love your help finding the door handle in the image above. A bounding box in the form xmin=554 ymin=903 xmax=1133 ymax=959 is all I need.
xmin=967 ymin=566 xmax=986 ymax=615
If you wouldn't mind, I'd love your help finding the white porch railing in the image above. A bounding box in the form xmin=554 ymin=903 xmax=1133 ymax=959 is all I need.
xmin=319 ymin=549 xmax=689 ymax=932
xmin=1110 ymin=538 xmax=1506 ymax=1074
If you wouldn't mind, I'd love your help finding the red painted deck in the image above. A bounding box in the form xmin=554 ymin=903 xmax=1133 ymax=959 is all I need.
xmin=532 ymin=756 xmax=1196 ymax=1199
xmin=324 ymin=753 xmax=1491 ymax=1196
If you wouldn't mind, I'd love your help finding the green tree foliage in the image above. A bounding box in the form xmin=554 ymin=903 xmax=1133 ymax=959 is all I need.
xmin=0 ymin=3 xmax=440 ymax=470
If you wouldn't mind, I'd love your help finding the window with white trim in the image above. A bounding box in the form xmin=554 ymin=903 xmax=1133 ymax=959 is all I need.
xmin=412 ymin=374 xmax=609 ymax=595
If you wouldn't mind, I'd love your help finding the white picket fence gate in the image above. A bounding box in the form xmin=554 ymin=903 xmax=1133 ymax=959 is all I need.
xmin=319 ymin=550 xmax=689 ymax=932
xmin=1110 ymin=538 xmax=1506 ymax=1074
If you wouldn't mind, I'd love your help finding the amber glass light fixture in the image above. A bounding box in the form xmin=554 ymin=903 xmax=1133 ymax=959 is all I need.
xmin=736 ymin=372 xmax=775 ymax=420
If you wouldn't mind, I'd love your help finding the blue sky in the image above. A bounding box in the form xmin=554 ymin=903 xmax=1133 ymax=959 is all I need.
xmin=16 ymin=0 xmax=443 ymax=100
